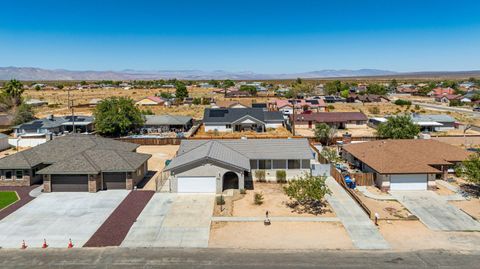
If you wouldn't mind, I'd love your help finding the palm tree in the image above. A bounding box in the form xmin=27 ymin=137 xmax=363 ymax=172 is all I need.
xmin=3 ymin=79 xmax=24 ymax=105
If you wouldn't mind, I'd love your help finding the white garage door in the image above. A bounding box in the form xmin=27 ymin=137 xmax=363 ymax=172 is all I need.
xmin=390 ymin=174 xmax=427 ymax=191
xmin=177 ymin=176 xmax=217 ymax=193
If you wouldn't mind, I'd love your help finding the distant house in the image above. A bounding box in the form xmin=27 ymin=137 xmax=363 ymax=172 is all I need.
xmin=225 ymin=90 xmax=253 ymax=98
xmin=135 ymin=96 xmax=166 ymax=106
xmin=293 ymin=112 xmax=368 ymax=129
xmin=411 ymin=114 xmax=456 ymax=132
xmin=341 ymin=139 xmax=471 ymax=191
xmin=324 ymin=96 xmax=346 ymax=103
xmin=347 ymin=94 xmax=390 ymax=103
xmin=141 ymin=115 xmax=193 ymax=134
xmin=203 ymin=108 xmax=285 ymax=132
xmin=13 ymin=115 xmax=94 ymax=139
xmin=429 ymin=87 xmax=455 ymax=96
xmin=212 ymin=100 xmax=251 ymax=109
xmin=435 ymin=94 xmax=462 ymax=104
xmin=270 ymin=99 xmax=326 ymax=115
xmin=24 ymin=99 xmax=48 ymax=107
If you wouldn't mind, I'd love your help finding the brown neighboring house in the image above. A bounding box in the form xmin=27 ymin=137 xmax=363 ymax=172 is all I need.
xmin=341 ymin=139 xmax=471 ymax=191
xmin=347 ymin=94 xmax=390 ymax=103
xmin=293 ymin=112 xmax=368 ymax=129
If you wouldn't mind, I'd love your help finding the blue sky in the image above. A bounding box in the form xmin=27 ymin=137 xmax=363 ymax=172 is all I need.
xmin=1 ymin=0 xmax=480 ymax=73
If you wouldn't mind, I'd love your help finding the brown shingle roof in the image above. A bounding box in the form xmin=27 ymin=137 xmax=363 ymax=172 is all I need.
xmin=343 ymin=139 xmax=471 ymax=174
xmin=294 ymin=112 xmax=368 ymax=123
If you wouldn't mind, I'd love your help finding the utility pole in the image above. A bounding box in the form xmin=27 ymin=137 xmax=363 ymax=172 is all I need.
xmin=291 ymin=99 xmax=296 ymax=136
xmin=67 ymin=88 xmax=76 ymax=134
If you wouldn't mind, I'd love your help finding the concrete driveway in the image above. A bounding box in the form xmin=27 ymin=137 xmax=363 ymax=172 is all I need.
xmin=391 ymin=191 xmax=480 ymax=231
xmin=0 ymin=191 xmax=128 ymax=248
xmin=122 ymin=193 xmax=214 ymax=248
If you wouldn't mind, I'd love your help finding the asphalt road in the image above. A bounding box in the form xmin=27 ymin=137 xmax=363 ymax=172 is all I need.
xmin=0 ymin=248 xmax=479 ymax=268
xmin=412 ymin=101 xmax=480 ymax=117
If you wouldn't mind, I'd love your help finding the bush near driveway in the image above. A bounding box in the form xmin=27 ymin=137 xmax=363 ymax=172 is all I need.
xmin=254 ymin=192 xmax=264 ymax=205
xmin=255 ymin=170 xmax=266 ymax=182
xmin=283 ymin=174 xmax=331 ymax=215
xmin=0 ymin=191 xmax=19 ymax=210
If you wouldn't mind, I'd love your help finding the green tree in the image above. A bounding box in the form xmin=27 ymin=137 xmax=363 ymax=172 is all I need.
xmin=314 ymin=123 xmax=336 ymax=145
xmin=208 ymin=80 xmax=219 ymax=87
xmin=457 ymin=153 xmax=480 ymax=186
xmin=340 ymin=89 xmax=350 ymax=98
xmin=94 ymin=97 xmax=144 ymax=136
xmin=442 ymin=80 xmax=458 ymax=89
xmin=13 ymin=103 xmax=36 ymax=125
xmin=222 ymin=79 xmax=235 ymax=88
xmin=3 ymin=79 xmax=24 ymax=105
xmin=175 ymin=82 xmax=189 ymax=100
xmin=377 ymin=115 xmax=420 ymax=139
xmin=366 ymin=83 xmax=387 ymax=95
xmin=324 ymin=80 xmax=342 ymax=95
xmin=321 ymin=148 xmax=340 ymax=164
xmin=283 ymin=174 xmax=331 ymax=215
xmin=296 ymin=77 xmax=302 ymax=84
xmin=57 ymin=84 xmax=64 ymax=90
xmin=390 ymin=79 xmax=398 ymax=88
xmin=239 ymin=85 xmax=257 ymax=95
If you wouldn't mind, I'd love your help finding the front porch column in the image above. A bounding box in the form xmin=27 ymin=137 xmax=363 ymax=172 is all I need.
xmin=239 ymin=172 xmax=245 ymax=190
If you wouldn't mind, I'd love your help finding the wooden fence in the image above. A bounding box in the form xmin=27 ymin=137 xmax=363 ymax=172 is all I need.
xmin=329 ymin=163 xmax=372 ymax=218
xmin=115 ymin=137 xmax=182 ymax=145
xmin=349 ymin=172 xmax=375 ymax=186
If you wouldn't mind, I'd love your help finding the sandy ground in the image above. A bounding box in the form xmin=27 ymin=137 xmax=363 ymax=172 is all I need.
xmin=209 ymin=222 xmax=353 ymax=249
xmin=295 ymin=126 xmax=377 ymax=138
xmin=0 ymin=147 xmax=28 ymax=158
xmin=434 ymin=183 xmax=457 ymax=196
xmin=231 ymin=183 xmax=335 ymax=217
xmin=378 ymin=220 xmax=480 ymax=250
xmin=354 ymin=190 xmax=412 ymax=220
xmin=135 ymin=145 xmax=179 ymax=190
xmin=449 ymin=199 xmax=480 ymax=220
xmin=194 ymin=125 xmax=293 ymax=138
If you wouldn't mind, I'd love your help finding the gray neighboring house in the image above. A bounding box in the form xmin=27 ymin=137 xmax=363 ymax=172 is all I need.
xmin=203 ymin=108 xmax=285 ymax=132
xmin=141 ymin=115 xmax=193 ymax=134
xmin=13 ymin=115 xmax=94 ymax=138
xmin=164 ymin=138 xmax=314 ymax=193
xmin=0 ymin=134 xmax=151 ymax=192
xmin=411 ymin=114 xmax=456 ymax=132
xmin=0 ymin=133 xmax=9 ymax=151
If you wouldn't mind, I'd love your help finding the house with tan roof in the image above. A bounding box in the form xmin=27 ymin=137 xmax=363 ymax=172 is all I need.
xmin=135 ymin=96 xmax=167 ymax=106
xmin=341 ymin=139 xmax=471 ymax=191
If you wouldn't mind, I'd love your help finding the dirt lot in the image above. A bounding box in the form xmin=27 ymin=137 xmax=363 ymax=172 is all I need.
xmin=378 ymin=220 xmax=480 ymax=250
xmin=135 ymin=145 xmax=179 ymax=190
xmin=209 ymin=222 xmax=353 ymax=249
xmin=354 ymin=190 xmax=412 ymax=220
xmin=450 ymin=199 xmax=480 ymax=220
xmin=220 ymin=183 xmax=335 ymax=218
xmin=194 ymin=125 xmax=293 ymax=138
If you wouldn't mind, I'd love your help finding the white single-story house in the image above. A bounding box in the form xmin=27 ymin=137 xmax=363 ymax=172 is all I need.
xmin=164 ymin=138 xmax=315 ymax=193
xmin=203 ymin=108 xmax=285 ymax=132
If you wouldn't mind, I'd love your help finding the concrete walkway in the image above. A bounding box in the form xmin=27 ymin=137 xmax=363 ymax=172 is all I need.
xmin=356 ymin=186 xmax=396 ymax=201
xmin=391 ymin=191 xmax=480 ymax=231
xmin=325 ymin=177 xmax=390 ymax=249
xmin=211 ymin=216 xmax=340 ymax=222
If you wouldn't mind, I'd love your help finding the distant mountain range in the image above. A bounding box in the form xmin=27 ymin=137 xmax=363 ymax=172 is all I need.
xmin=0 ymin=66 xmax=479 ymax=80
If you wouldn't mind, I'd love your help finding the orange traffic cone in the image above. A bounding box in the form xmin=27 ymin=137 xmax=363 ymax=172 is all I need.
xmin=67 ymin=239 xmax=74 ymax=248
xmin=21 ymin=240 xmax=27 ymax=249
xmin=42 ymin=239 xmax=48 ymax=249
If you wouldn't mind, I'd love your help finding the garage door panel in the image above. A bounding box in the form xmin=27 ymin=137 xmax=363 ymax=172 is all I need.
xmin=177 ymin=177 xmax=216 ymax=193
xmin=390 ymin=174 xmax=427 ymax=191
xmin=103 ymin=172 xmax=126 ymax=190
xmin=51 ymin=175 xmax=88 ymax=192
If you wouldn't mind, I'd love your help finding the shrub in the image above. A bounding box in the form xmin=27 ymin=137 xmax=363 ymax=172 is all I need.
xmin=255 ymin=170 xmax=266 ymax=182
xmin=276 ymin=170 xmax=287 ymax=183
xmin=254 ymin=192 xmax=264 ymax=205
xmin=240 ymin=189 xmax=246 ymax=194
xmin=394 ymin=99 xmax=412 ymax=106
xmin=216 ymin=196 xmax=225 ymax=205
xmin=368 ymin=106 xmax=380 ymax=115
xmin=283 ymin=173 xmax=331 ymax=215
xmin=414 ymin=104 xmax=421 ymax=110
xmin=327 ymin=105 xmax=335 ymax=110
